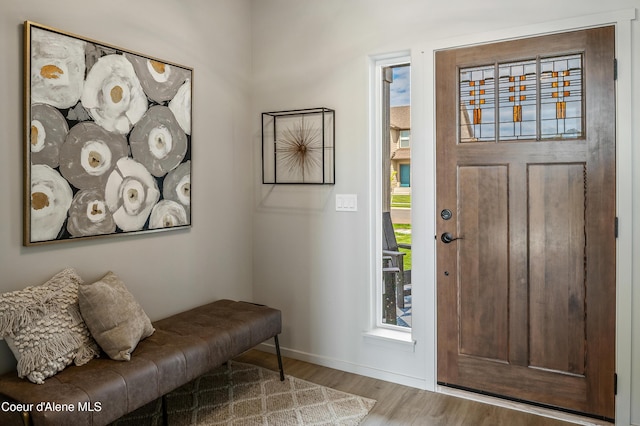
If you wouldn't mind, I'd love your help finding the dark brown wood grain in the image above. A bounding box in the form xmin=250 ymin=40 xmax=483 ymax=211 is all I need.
xmin=436 ymin=26 xmax=615 ymax=419
xmin=458 ymin=165 xmax=509 ymax=362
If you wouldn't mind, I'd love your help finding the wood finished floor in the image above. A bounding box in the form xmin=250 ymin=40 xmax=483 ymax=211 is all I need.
xmin=234 ymin=350 xmax=596 ymax=426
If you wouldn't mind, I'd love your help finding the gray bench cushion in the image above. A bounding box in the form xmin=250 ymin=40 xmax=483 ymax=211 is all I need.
xmin=0 ymin=299 xmax=281 ymax=426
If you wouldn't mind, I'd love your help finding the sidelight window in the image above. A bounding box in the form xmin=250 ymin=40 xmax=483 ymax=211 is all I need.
xmin=380 ymin=62 xmax=411 ymax=329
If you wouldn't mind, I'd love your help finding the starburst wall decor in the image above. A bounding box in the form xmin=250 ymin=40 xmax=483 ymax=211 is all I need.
xmin=262 ymin=108 xmax=335 ymax=184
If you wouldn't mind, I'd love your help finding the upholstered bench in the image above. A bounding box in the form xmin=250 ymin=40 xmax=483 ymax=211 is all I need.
xmin=0 ymin=299 xmax=283 ymax=426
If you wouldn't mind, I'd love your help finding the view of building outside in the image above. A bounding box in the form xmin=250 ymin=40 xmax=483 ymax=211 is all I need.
xmin=383 ymin=64 xmax=412 ymax=328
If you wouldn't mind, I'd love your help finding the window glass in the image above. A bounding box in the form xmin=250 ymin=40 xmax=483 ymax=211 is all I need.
xmin=381 ymin=64 xmax=411 ymax=329
xmin=399 ymin=130 xmax=410 ymax=148
xmin=459 ymin=54 xmax=583 ymax=142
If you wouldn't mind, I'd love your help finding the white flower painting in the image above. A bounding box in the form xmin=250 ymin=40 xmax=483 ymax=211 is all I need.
xmin=81 ymin=54 xmax=149 ymax=134
xmin=30 ymin=164 xmax=73 ymax=242
xmin=24 ymin=22 xmax=192 ymax=245
xmin=30 ymin=27 xmax=86 ymax=109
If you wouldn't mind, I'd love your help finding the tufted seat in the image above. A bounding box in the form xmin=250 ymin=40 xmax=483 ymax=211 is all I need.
xmin=0 ymin=299 xmax=282 ymax=426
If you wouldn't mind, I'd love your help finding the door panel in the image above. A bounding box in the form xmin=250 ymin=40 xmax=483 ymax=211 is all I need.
xmin=458 ymin=165 xmax=509 ymax=362
xmin=436 ymin=27 xmax=616 ymax=419
xmin=528 ymin=163 xmax=586 ymax=375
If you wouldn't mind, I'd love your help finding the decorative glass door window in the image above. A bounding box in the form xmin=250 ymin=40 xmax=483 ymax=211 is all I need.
xmin=498 ymin=59 xmax=537 ymax=140
xmin=459 ymin=54 xmax=583 ymax=142
xmin=540 ymin=55 xmax=583 ymax=139
xmin=460 ymin=65 xmax=495 ymax=142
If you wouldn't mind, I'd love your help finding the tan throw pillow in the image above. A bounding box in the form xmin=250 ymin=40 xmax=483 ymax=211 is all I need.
xmin=78 ymin=271 xmax=154 ymax=361
xmin=0 ymin=268 xmax=100 ymax=384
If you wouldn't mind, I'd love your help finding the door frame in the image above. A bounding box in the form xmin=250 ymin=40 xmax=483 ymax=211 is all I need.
xmin=415 ymin=9 xmax=635 ymax=424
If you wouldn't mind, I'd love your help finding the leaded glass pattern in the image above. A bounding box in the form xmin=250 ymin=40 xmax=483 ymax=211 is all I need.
xmin=458 ymin=54 xmax=583 ymax=143
xmin=540 ymin=54 xmax=583 ymax=139
xmin=460 ymin=65 xmax=495 ymax=142
xmin=499 ymin=60 xmax=537 ymax=140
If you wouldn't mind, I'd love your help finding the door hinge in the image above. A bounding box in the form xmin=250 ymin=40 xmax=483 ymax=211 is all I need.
xmin=614 ymin=58 xmax=618 ymax=81
xmin=615 ymin=217 xmax=619 ymax=238
xmin=614 ymin=373 xmax=618 ymax=395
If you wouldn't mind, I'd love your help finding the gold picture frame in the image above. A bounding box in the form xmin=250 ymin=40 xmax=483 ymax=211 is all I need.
xmin=24 ymin=21 xmax=192 ymax=246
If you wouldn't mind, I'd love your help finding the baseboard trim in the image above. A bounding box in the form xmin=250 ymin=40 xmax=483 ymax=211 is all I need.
xmin=256 ymin=342 xmax=429 ymax=390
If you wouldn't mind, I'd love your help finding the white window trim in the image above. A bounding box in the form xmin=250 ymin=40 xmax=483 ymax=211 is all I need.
xmin=366 ymin=52 xmax=412 ymax=341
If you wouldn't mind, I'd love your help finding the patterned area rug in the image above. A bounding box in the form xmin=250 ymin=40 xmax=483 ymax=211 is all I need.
xmin=110 ymin=361 xmax=376 ymax=426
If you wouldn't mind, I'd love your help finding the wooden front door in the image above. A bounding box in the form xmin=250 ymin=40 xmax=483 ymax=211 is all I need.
xmin=436 ymin=27 xmax=616 ymax=420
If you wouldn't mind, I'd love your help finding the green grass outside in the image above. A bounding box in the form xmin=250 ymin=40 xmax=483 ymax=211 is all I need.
xmin=391 ymin=194 xmax=411 ymax=208
xmin=393 ymin=223 xmax=412 ymax=270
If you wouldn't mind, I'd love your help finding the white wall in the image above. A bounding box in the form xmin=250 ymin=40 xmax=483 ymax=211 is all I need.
xmin=250 ymin=1 xmax=640 ymax=424
xmin=0 ymin=0 xmax=638 ymax=424
xmin=0 ymin=0 xmax=255 ymax=372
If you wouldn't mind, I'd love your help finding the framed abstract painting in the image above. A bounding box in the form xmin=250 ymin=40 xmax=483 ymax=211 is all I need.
xmin=23 ymin=21 xmax=192 ymax=246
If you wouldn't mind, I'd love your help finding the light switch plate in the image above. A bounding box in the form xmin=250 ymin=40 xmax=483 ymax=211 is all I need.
xmin=336 ymin=194 xmax=357 ymax=212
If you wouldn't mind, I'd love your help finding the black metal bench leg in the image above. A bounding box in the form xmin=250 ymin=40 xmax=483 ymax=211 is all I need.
xmin=162 ymin=394 xmax=168 ymax=426
xmin=274 ymin=334 xmax=285 ymax=381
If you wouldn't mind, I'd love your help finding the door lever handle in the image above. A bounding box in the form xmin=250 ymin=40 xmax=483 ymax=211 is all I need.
xmin=441 ymin=232 xmax=463 ymax=243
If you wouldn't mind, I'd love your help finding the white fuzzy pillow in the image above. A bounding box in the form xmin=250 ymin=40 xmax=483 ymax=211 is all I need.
xmin=0 ymin=269 xmax=100 ymax=384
